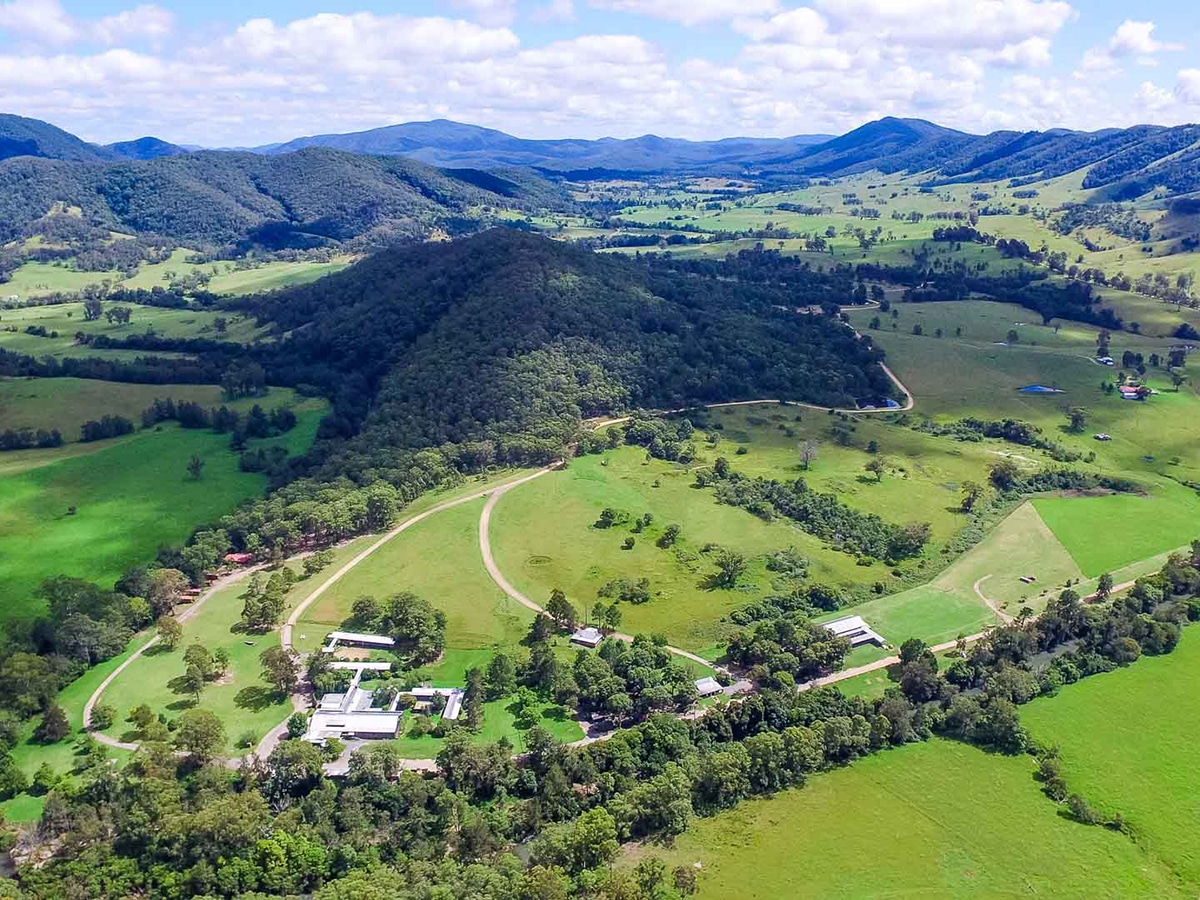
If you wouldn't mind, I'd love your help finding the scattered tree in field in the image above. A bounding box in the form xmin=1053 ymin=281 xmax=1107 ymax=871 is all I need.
xmin=212 ymin=647 xmax=230 ymax=678
xmin=711 ymin=550 xmax=747 ymax=588
xmin=173 ymin=708 xmax=226 ymax=761
xmin=1006 ymin=329 xmax=1019 ymax=344
xmin=382 ymin=592 xmax=446 ymax=666
xmin=187 ymin=454 xmax=205 ymax=480
xmin=1171 ymin=370 xmax=1187 ymax=392
xmin=1066 ymin=407 xmax=1088 ymax=432
xmin=82 ymin=296 xmax=103 ymax=321
xmin=302 ymin=549 xmax=334 ymax=578
xmin=89 ymin=702 xmax=115 ymax=731
xmin=35 ymin=704 xmax=70 ymax=743
xmin=181 ymin=664 xmax=207 ymax=704
xmin=156 ymin=615 xmax=183 ymax=650
xmin=1095 ymin=572 xmax=1114 ymax=602
xmin=799 ymin=439 xmax=819 ymax=470
xmin=546 ymin=589 xmax=578 ymax=631
xmin=989 ymin=459 xmax=1021 ymax=491
xmin=864 ymin=458 xmax=886 ymax=482
xmin=183 ymin=644 xmax=215 ymax=682
xmin=260 ymin=646 xmax=299 ymax=696
xmin=960 ymin=480 xmax=984 ymax=512
xmin=656 ymin=524 xmax=681 ymax=548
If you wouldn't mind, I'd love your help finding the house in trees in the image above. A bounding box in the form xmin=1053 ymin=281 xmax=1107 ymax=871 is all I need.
xmin=694 ymin=676 xmax=723 ymax=697
xmin=570 ymin=626 xmax=604 ymax=648
xmin=305 ymin=664 xmax=402 ymax=742
xmin=322 ymin=631 xmax=396 ymax=653
xmin=823 ymin=615 xmax=885 ymax=647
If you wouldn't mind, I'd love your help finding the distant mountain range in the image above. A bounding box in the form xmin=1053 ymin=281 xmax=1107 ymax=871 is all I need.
xmin=2 ymin=111 xmax=1200 ymax=254
xmin=252 ymin=119 xmax=834 ymax=175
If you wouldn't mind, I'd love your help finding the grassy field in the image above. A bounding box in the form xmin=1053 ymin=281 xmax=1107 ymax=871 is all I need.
xmin=1034 ymin=487 xmax=1200 ymax=577
xmin=0 ymin=301 xmax=265 ymax=358
xmin=643 ymin=738 xmax=1180 ymax=898
xmin=385 ymin=696 xmax=582 ymax=759
xmin=293 ymin=492 xmax=534 ymax=657
xmin=3 ymin=252 xmax=350 ymax=300
xmin=96 ymin=540 xmax=370 ymax=755
xmin=0 ymin=394 xmax=325 ymax=620
xmin=1022 ymin=630 xmax=1200 ymax=888
xmin=0 ymin=377 xmax=239 ymax=441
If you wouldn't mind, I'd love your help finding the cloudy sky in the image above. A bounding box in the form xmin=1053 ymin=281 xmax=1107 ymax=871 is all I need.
xmin=1 ymin=0 xmax=1197 ymax=146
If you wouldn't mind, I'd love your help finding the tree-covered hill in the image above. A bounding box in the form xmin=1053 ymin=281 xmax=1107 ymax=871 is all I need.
xmin=0 ymin=148 xmax=569 ymax=249
xmin=0 ymin=113 xmax=111 ymax=164
xmin=240 ymin=231 xmax=891 ymax=479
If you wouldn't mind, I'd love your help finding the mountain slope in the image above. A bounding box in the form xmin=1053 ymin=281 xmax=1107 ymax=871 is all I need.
xmin=0 ymin=148 xmax=568 ymax=247
xmin=257 ymin=119 xmax=832 ymax=174
xmin=0 ymin=113 xmax=110 ymax=163
xmin=106 ymin=136 xmax=189 ymax=160
xmin=245 ymin=230 xmax=893 ymax=470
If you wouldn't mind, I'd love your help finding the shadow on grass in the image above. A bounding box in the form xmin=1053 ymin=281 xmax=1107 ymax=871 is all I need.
xmin=234 ymin=685 xmax=278 ymax=711
xmin=143 ymin=643 xmax=175 ymax=657
xmin=540 ymin=705 xmax=570 ymax=723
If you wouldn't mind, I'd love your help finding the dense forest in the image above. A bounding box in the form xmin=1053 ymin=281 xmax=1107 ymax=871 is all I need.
xmin=0 ymin=150 xmax=567 ymax=250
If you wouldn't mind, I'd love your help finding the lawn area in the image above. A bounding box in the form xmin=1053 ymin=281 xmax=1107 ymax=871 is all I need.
xmin=0 ymin=377 xmax=236 ymax=442
xmin=824 ymin=502 xmax=1081 ymax=646
xmin=96 ymin=539 xmax=372 ymax=755
xmin=643 ymin=738 xmax=1180 ymax=898
xmin=206 ymin=258 xmax=352 ymax=294
xmin=293 ymin=493 xmax=532 ymax=657
xmin=1034 ymin=485 xmax=1200 ymax=577
xmin=386 ymin=696 xmax=582 ymax=759
xmin=1021 ymin=629 xmax=1200 ymax=888
xmin=0 ymin=394 xmax=325 ymax=620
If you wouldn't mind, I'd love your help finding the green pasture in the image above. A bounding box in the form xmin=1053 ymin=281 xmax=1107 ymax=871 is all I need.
xmin=0 ymin=301 xmax=264 ymax=358
xmin=1034 ymin=485 xmax=1200 ymax=577
xmin=644 ymin=738 xmax=1180 ymax=898
xmin=0 ymin=395 xmax=325 ymax=620
xmin=3 ymin=251 xmax=349 ymax=300
xmin=490 ymin=447 xmax=884 ymax=652
xmin=827 ymin=502 xmax=1080 ymax=647
xmin=0 ymin=377 xmax=235 ymax=442
xmin=1022 ymin=630 xmax=1200 ymax=888
xmin=292 ymin=495 xmax=532 ymax=657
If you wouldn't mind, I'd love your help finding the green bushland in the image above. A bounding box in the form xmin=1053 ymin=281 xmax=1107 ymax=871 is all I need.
xmin=0 ymin=393 xmax=325 ymax=620
xmin=1022 ymin=630 xmax=1200 ymax=887
xmin=645 ymin=738 xmax=1181 ymax=898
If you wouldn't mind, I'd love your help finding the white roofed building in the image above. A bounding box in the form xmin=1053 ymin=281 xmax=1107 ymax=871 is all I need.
xmin=570 ymin=626 xmax=604 ymax=648
xmin=823 ymin=615 xmax=885 ymax=647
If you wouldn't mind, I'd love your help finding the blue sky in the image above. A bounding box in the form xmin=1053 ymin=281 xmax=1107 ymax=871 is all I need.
xmin=1 ymin=0 xmax=1197 ymax=146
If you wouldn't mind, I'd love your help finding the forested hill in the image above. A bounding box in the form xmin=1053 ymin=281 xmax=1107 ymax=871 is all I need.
xmin=245 ymin=231 xmax=891 ymax=475
xmin=753 ymin=117 xmax=1200 ymax=197
xmin=0 ymin=148 xmax=568 ymax=249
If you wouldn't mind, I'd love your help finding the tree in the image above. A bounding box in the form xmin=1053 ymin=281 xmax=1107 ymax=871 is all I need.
xmin=1006 ymin=329 xmax=1019 ymax=344
xmin=485 ymin=652 xmax=517 ymax=699
xmin=799 ymin=439 xmax=819 ymax=470
xmin=147 ymin=569 xmax=189 ymax=618
xmin=183 ymin=644 xmax=215 ymax=681
xmin=960 ymin=480 xmax=984 ymax=512
xmin=711 ymin=550 xmax=747 ymax=588
xmin=260 ymin=646 xmax=299 ymax=696
xmin=1095 ymin=572 xmax=1114 ymax=602
xmin=463 ymin=667 xmax=485 ymax=731
xmin=656 ymin=523 xmax=681 ymax=548
xmin=1171 ymin=370 xmax=1187 ymax=392
xmin=989 ymin=458 xmax=1021 ymax=491
xmin=174 ymin=708 xmax=226 ymax=761
xmin=186 ymin=454 xmax=206 ymax=480
xmin=286 ymin=712 xmax=308 ymax=739
xmin=1066 ymin=407 xmax=1088 ymax=432
xmin=89 ymin=702 xmax=115 ymax=731
xmin=83 ymin=296 xmax=104 ymax=321
xmin=545 ymin=589 xmax=578 ymax=631
xmin=34 ymin=704 xmax=70 ymax=743
xmin=864 ymin=458 xmax=886 ymax=482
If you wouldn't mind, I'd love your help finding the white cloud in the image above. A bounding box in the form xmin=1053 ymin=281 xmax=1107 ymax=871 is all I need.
xmin=990 ymin=36 xmax=1052 ymax=68
xmin=814 ymin=0 xmax=1075 ymax=50
xmin=451 ymin=0 xmax=519 ymax=28
xmin=1177 ymin=69 xmax=1200 ymax=105
xmin=93 ymin=5 xmax=174 ymax=45
xmin=1109 ymin=20 xmax=1182 ymax=58
xmin=589 ymin=0 xmax=779 ymax=26
xmin=533 ymin=0 xmax=576 ymax=22
xmin=0 ymin=0 xmax=77 ymax=44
